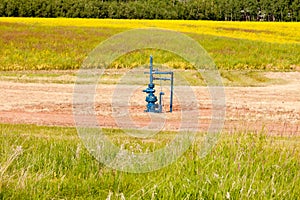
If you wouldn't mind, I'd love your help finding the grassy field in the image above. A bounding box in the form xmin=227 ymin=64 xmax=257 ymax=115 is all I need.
xmin=0 ymin=18 xmax=299 ymax=71
xmin=0 ymin=18 xmax=299 ymax=199
xmin=0 ymin=69 xmax=283 ymax=87
xmin=0 ymin=123 xmax=299 ymax=199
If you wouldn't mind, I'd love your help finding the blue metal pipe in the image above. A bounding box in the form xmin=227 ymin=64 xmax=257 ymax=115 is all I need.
xmin=170 ymin=72 xmax=173 ymax=113
xmin=159 ymin=91 xmax=164 ymax=112
xmin=154 ymin=77 xmax=171 ymax=81
xmin=149 ymin=55 xmax=153 ymax=84
xmin=153 ymin=71 xmax=173 ymax=75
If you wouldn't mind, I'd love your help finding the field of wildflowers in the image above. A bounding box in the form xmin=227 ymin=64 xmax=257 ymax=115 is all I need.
xmin=1 ymin=17 xmax=299 ymax=43
xmin=0 ymin=17 xmax=299 ymax=71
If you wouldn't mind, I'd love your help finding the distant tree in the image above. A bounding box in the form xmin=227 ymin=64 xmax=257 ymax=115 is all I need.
xmin=5 ymin=0 xmax=19 ymax=16
xmin=0 ymin=0 xmax=298 ymax=21
xmin=291 ymin=0 xmax=300 ymax=21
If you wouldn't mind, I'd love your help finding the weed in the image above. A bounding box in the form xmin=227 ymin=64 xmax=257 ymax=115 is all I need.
xmin=0 ymin=124 xmax=299 ymax=199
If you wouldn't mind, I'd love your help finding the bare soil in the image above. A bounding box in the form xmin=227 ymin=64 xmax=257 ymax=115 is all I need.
xmin=0 ymin=72 xmax=299 ymax=135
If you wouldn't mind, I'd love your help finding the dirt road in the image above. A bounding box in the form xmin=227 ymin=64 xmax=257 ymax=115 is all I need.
xmin=0 ymin=72 xmax=299 ymax=135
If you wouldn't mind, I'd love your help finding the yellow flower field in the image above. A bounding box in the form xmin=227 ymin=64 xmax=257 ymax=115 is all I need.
xmin=1 ymin=17 xmax=299 ymax=44
xmin=0 ymin=17 xmax=298 ymax=71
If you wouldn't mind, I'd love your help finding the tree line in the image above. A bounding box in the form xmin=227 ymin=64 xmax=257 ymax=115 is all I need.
xmin=0 ymin=0 xmax=299 ymax=21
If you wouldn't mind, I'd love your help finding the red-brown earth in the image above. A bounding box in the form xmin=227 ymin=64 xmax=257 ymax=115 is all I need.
xmin=0 ymin=72 xmax=299 ymax=136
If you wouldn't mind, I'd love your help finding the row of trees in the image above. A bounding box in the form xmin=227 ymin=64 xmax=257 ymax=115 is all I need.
xmin=0 ymin=0 xmax=299 ymax=21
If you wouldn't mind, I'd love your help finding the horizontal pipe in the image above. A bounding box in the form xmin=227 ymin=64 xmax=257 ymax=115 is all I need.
xmin=144 ymin=71 xmax=173 ymax=75
xmin=153 ymin=72 xmax=173 ymax=75
xmin=153 ymin=77 xmax=171 ymax=81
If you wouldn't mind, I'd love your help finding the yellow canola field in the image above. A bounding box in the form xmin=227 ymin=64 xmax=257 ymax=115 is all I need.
xmin=1 ymin=17 xmax=299 ymax=44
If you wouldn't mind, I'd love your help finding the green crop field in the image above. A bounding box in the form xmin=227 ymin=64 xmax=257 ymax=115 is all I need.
xmin=0 ymin=124 xmax=299 ymax=199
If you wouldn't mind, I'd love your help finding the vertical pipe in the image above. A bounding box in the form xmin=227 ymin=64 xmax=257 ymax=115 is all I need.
xmin=149 ymin=55 xmax=153 ymax=84
xmin=170 ymin=72 xmax=173 ymax=112
xmin=159 ymin=92 xmax=163 ymax=113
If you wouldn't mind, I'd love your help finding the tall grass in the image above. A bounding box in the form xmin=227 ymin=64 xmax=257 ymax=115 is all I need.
xmin=0 ymin=124 xmax=299 ymax=199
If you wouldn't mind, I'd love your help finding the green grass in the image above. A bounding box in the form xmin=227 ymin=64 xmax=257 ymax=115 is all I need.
xmin=191 ymin=34 xmax=300 ymax=71
xmin=0 ymin=123 xmax=299 ymax=199
xmin=220 ymin=70 xmax=286 ymax=86
xmin=0 ymin=69 xmax=282 ymax=86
